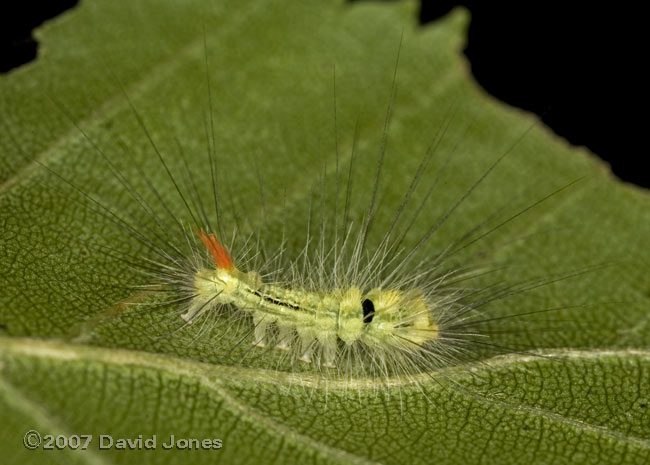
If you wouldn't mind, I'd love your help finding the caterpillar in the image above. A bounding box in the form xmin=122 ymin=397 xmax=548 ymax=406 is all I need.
xmin=2 ymin=2 xmax=604 ymax=391
xmin=19 ymin=46 xmax=591 ymax=388
xmin=188 ymin=229 xmax=439 ymax=368
xmin=80 ymin=93 xmax=583 ymax=384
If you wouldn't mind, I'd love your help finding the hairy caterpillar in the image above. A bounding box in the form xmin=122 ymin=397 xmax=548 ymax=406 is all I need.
xmin=187 ymin=230 xmax=439 ymax=369
xmin=8 ymin=36 xmax=597 ymax=391
xmin=3 ymin=0 xmax=619 ymax=394
xmin=42 ymin=66 xmax=588 ymax=387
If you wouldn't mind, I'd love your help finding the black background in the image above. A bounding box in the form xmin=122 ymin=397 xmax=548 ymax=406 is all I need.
xmin=1 ymin=0 xmax=646 ymax=187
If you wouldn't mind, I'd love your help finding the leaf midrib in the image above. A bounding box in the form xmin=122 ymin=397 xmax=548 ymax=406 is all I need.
xmin=2 ymin=336 xmax=648 ymax=449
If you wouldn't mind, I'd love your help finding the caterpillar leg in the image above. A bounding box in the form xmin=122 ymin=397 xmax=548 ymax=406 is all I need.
xmin=275 ymin=325 xmax=293 ymax=351
xmin=299 ymin=349 xmax=313 ymax=364
xmin=252 ymin=314 xmax=269 ymax=348
xmin=320 ymin=334 xmax=337 ymax=369
xmin=181 ymin=298 xmax=210 ymax=323
xmin=297 ymin=330 xmax=316 ymax=364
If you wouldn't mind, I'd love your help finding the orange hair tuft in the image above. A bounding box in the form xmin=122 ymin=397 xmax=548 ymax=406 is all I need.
xmin=197 ymin=231 xmax=234 ymax=270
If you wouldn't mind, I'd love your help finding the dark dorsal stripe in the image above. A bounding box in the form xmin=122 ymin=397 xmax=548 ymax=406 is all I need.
xmin=252 ymin=290 xmax=301 ymax=310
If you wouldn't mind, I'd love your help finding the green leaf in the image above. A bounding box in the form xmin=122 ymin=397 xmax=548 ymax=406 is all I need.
xmin=1 ymin=1 xmax=649 ymax=464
